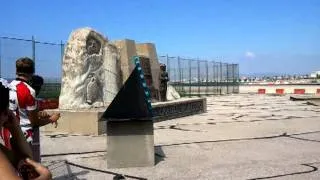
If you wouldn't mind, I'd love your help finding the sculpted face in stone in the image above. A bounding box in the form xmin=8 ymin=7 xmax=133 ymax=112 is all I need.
xmin=86 ymin=36 xmax=101 ymax=55
xmin=59 ymin=28 xmax=121 ymax=109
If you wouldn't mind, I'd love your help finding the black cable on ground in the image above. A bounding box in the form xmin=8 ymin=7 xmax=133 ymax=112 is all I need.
xmin=158 ymin=134 xmax=285 ymax=147
xmin=286 ymin=136 xmax=320 ymax=143
xmin=65 ymin=161 xmax=148 ymax=180
xmin=247 ymin=164 xmax=318 ymax=180
xmin=41 ymin=150 xmax=106 ymax=157
xmin=157 ymin=130 xmax=320 ymax=147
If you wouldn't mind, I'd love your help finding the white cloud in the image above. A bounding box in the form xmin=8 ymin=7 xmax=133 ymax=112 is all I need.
xmin=245 ymin=51 xmax=256 ymax=59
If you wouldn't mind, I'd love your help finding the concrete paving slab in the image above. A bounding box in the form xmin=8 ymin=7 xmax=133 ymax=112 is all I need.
xmin=40 ymin=94 xmax=320 ymax=179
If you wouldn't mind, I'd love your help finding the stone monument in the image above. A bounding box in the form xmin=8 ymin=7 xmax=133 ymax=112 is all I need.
xmin=59 ymin=28 xmax=121 ymax=109
xmin=166 ymin=85 xmax=181 ymax=101
xmin=112 ymin=40 xmax=161 ymax=101
xmin=43 ymin=27 xmax=206 ymax=135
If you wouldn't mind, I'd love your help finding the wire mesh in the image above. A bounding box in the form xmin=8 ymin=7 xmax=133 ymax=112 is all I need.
xmin=0 ymin=36 xmax=239 ymax=98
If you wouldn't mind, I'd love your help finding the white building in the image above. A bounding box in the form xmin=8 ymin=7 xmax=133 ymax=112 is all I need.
xmin=310 ymin=71 xmax=320 ymax=78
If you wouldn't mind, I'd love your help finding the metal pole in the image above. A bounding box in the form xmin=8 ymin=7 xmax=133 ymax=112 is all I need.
xmin=177 ymin=56 xmax=181 ymax=92
xmin=226 ymin=64 xmax=229 ymax=94
xmin=205 ymin=60 xmax=208 ymax=95
xmin=213 ymin=62 xmax=216 ymax=94
xmin=166 ymin=54 xmax=170 ymax=79
xmin=197 ymin=59 xmax=200 ymax=96
xmin=60 ymin=41 xmax=64 ymax=65
xmin=189 ymin=59 xmax=191 ymax=97
xmin=237 ymin=64 xmax=240 ymax=93
xmin=31 ymin=36 xmax=40 ymax=162
xmin=232 ymin=64 xmax=235 ymax=93
xmin=32 ymin=36 xmax=36 ymax=72
xmin=220 ymin=61 xmax=222 ymax=95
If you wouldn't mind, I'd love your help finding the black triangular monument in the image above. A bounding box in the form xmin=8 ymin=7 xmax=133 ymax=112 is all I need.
xmin=102 ymin=56 xmax=153 ymax=119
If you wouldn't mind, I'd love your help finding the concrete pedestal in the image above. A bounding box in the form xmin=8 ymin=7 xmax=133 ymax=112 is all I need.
xmin=42 ymin=98 xmax=206 ymax=135
xmin=106 ymin=120 xmax=154 ymax=168
xmin=42 ymin=109 xmax=105 ymax=135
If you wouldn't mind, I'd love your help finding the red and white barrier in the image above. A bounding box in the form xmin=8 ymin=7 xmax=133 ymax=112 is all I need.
xmin=258 ymin=89 xmax=266 ymax=94
xmin=276 ymin=89 xmax=284 ymax=94
xmin=294 ymin=89 xmax=305 ymax=94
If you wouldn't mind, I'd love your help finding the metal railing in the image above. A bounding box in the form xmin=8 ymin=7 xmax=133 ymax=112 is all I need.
xmin=0 ymin=36 xmax=239 ymax=98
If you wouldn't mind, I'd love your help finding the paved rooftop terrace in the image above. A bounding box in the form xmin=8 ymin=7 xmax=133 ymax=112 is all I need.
xmin=40 ymin=94 xmax=320 ymax=179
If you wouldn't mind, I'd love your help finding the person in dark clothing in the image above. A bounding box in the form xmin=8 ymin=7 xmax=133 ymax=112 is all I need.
xmin=30 ymin=75 xmax=44 ymax=97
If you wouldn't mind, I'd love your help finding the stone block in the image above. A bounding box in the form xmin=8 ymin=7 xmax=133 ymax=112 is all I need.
xmin=106 ymin=120 xmax=154 ymax=168
xmin=112 ymin=39 xmax=137 ymax=84
xmin=41 ymin=109 xmax=105 ymax=135
xmin=136 ymin=43 xmax=160 ymax=94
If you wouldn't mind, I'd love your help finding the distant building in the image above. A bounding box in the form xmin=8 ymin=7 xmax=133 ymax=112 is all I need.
xmin=310 ymin=71 xmax=320 ymax=78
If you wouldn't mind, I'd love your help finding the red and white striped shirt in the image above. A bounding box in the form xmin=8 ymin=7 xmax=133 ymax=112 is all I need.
xmin=9 ymin=79 xmax=37 ymax=142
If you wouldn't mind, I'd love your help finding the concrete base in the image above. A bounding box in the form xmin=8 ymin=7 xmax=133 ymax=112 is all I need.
xmin=41 ymin=109 xmax=105 ymax=135
xmin=107 ymin=120 xmax=154 ymax=168
xmin=152 ymin=97 xmax=207 ymax=122
xmin=42 ymin=97 xmax=207 ymax=135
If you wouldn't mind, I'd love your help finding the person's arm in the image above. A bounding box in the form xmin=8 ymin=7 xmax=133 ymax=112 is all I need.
xmin=28 ymin=109 xmax=41 ymax=126
xmin=33 ymin=111 xmax=60 ymax=127
xmin=5 ymin=111 xmax=33 ymax=159
xmin=0 ymin=148 xmax=21 ymax=180
xmin=1 ymin=147 xmax=52 ymax=180
xmin=28 ymin=106 xmax=60 ymax=127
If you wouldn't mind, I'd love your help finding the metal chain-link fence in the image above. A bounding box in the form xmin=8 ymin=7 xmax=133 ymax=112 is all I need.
xmin=158 ymin=55 xmax=239 ymax=96
xmin=0 ymin=36 xmax=239 ymax=98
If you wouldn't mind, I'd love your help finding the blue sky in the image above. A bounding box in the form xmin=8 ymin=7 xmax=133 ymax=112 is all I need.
xmin=0 ymin=0 xmax=319 ymax=77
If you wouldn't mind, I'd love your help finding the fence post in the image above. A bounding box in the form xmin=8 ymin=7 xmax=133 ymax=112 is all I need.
xmin=32 ymin=36 xmax=36 ymax=69
xmin=212 ymin=62 xmax=216 ymax=94
xmin=220 ymin=61 xmax=222 ymax=95
xmin=205 ymin=60 xmax=208 ymax=95
xmin=189 ymin=59 xmax=191 ymax=97
xmin=32 ymin=36 xmax=36 ymax=63
xmin=166 ymin=54 xmax=170 ymax=79
xmin=226 ymin=64 xmax=229 ymax=94
xmin=177 ymin=56 xmax=181 ymax=93
xmin=197 ymin=59 xmax=200 ymax=96
xmin=232 ymin=64 xmax=235 ymax=93
xmin=237 ymin=64 xmax=240 ymax=93
xmin=60 ymin=41 xmax=64 ymax=65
